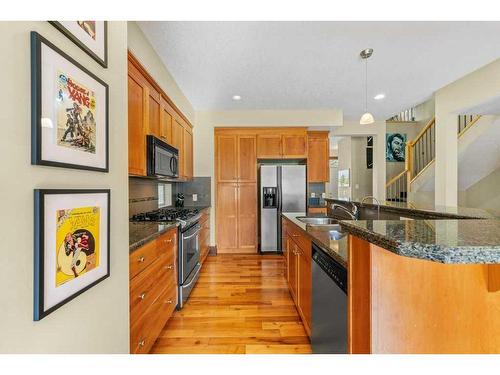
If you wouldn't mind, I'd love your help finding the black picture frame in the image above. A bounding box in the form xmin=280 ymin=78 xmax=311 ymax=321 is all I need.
xmin=34 ymin=189 xmax=111 ymax=321
xmin=49 ymin=21 xmax=108 ymax=68
xmin=31 ymin=31 xmax=109 ymax=172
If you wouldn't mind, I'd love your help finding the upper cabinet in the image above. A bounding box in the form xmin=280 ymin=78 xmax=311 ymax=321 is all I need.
xmin=307 ymin=131 xmax=330 ymax=183
xmin=216 ymin=131 xmax=257 ymax=183
xmin=256 ymin=128 xmax=308 ymax=159
xmin=127 ymin=52 xmax=194 ymax=180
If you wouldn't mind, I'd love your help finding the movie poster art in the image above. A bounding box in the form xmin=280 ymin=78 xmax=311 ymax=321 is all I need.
xmin=31 ymin=32 xmax=109 ymax=172
xmin=49 ymin=21 xmax=108 ymax=67
xmin=386 ymin=133 xmax=407 ymax=162
xmin=55 ymin=206 xmax=100 ymax=287
xmin=56 ymin=72 xmax=97 ymax=154
xmin=34 ymin=189 xmax=110 ymax=321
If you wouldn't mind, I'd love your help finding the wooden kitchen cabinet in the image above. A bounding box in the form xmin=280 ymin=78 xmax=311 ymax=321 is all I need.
xmin=283 ymin=217 xmax=312 ymax=336
xmin=199 ymin=208 xmax=211 ymax=264
xmin=128 ymin=52 xmax=194 ymax=179
xmin=257 ymin=134 xmax=283 ymax=158
xmin=256 ymin=128 xmax=308 ymax=159
xmin=130 ymin=227 xmax=178 ymax=354
xmin=216 ymin=135 xmax=238 ymax=182
xmin=127 ymin=61 xmax=148 ymax=176
xmin=216 ymin=182 xmax=239 ymax=251
xmin=307 ymin=131 xmax=330 ymax=182
xmin=183 ymin=127 xmax=193 ymax=180
xmin=237 ymin=135 xmax=257 ymax=182
xmin=237 ymin=182 xmax=257 ymax=251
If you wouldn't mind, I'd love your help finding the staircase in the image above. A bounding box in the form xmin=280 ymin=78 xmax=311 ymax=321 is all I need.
xmin=385 ymin=115 xmax=481 ymax=202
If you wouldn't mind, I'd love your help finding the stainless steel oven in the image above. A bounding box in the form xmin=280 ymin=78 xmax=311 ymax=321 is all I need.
xmin=178 ymin=221 xmax=201 ymax=309
xmin=147 ymin=135 xmax=179 ymax=178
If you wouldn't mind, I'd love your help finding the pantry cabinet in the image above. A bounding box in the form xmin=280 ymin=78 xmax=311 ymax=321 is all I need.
xmin=307 ymin=131 xmax=330 ymax=182
xmin=127 ymin=52 xmax=193 ymax=179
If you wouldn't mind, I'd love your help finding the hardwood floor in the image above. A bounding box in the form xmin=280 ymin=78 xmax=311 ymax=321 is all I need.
xmin=150 ymin=254 xmax=311 ymax=354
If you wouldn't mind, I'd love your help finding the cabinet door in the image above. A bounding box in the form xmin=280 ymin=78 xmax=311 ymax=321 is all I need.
xmin=159 ymin=97 xmax=173 ymax=143
xmin=147 ymin=87 xmax=161 ymax=138
xmin=298 ymin=245 xmax=312 ymax=334
xmin=282 ymin=134 xmax=307 ymax=158
xmin=288 ymin=242 xmax=298 ymax=303
xmin=237 ymin=135 xmax=257 ymax=182
xmin=171 ymin=119 xmax=184 ymax=178
xmin=216 ymin=183 xmax=238 ymax=251
xmin=307 ymin=135 xmax=329 ymax=182
xmin=183 ymin=127 xmax=193 ymax=180
xmin=216 ymin=135 xmax=238 ymax=182
xmin=237 ymin=183 xmax=257 ymax=252
xmin=257 ymin=134 xmax=282 ymax=158
xmin=128 ymin=71 xmax=147 ymax=176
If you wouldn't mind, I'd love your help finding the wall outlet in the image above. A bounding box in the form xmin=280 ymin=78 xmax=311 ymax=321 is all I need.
xmin=321 ymin=192 xmax=326 ymax=198
xmin=311 ymin=192 xmax=316 ymax=198
xmin=192 ymin=194 xmax=198 ymax=202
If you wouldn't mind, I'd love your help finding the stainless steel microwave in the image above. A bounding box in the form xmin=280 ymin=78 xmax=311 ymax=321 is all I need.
xmin=147 ymin=135 xmax=179 ymax=178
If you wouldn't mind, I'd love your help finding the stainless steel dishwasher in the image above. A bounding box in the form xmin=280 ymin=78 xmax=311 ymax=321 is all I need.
xmin=311 ymin=243 xmax=348 ymax=354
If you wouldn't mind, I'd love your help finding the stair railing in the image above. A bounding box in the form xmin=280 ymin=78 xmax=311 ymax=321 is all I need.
xmin=458 ymin=115 xmax=482 ymax=137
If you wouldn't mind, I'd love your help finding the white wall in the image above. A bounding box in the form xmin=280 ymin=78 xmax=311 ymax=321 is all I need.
xmin=351 ymin=137 xmax=373 ymax=201
xmin=0 ymin=22 xmax=129 ymax=353
xmin=330 ymin=120 xmax=387 ymax=202
xmin=337 ymin=137 xmax=352 ymax=200
xmin=195 ymin=110 xmax=343 ymax=245
xmin=434 ymin=57 xmax=500 ymax=206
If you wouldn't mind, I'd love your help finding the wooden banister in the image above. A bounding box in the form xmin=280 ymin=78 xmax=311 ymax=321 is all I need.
xmin=409 ymin=117 xmax=435 ymax=146
xmin=458 ymin=115 xmax=482 ymax=138
xmin=385 ymin=170 xmax=407 ymax=188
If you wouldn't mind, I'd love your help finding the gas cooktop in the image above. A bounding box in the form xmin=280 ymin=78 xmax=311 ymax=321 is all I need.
xmin=130 ymin=207 xmax=200 ymax=230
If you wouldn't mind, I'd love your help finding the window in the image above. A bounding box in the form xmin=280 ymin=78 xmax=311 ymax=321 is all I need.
xmin=158 ymin=183 xmax=172 ymax=208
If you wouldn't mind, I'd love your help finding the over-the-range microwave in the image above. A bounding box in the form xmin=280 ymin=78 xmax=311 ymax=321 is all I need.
xmin=147 ymin=135 xmax=179 ymax=178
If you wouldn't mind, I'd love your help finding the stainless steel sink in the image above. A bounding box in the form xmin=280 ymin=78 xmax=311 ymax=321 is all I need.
xmin=329 ymin=229 xmax=346 ymax=241
xmin=297 ymin=217 xmax=338 ymax=225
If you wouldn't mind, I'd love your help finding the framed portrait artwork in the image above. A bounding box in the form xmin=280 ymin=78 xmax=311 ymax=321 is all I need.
xmin=31 ymin=31 xmax=109 ymax=172
xmin=49 ymin=21 xmax=108 ymax=67
xmin=34 ymin=189 xmax=110 ymax=321
xmin=386 ymin=133 xmax=407 ymax=162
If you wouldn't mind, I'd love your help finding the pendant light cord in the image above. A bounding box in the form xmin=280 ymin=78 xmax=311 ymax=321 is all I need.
xmin=365 ymin=57 xmax=368 ymax=112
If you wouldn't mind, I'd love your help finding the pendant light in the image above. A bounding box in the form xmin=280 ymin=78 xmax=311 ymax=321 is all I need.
xmin=360 ymin=48 xmax=375 ymax=124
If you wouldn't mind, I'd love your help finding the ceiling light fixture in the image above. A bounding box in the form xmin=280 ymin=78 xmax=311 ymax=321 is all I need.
xmin=232 ymin=95 xmax=242 ymax=101
xmin=360 ymin=48 xmax=375 ymax=125
xmin=374 ymin=93 xmax=385 ymax=100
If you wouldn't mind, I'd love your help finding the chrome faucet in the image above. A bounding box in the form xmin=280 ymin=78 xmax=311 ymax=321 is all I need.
xmin=361 ymin=195 xmax=381 ymax=219
xmin=331 ymin=203 xmax=358 ymax=220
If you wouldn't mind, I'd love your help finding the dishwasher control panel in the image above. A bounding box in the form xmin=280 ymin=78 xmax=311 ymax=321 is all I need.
xmin=312 ymin=246 xmax=348 ymax=293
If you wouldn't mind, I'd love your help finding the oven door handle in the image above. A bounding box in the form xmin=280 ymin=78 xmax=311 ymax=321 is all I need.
xmin=182 ymin=225 xmax=201 ymax=240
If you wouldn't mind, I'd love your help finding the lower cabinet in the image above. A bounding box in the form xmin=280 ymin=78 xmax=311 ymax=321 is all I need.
xmin=129 ymin=227 xmax=178 ymax=354
xmin=199 ymin=208 xmax=210 ymax=264
xmin=283 ymin=218 xmax=312 ymax=336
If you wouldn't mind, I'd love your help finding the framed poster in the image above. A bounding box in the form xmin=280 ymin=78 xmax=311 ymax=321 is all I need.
xmin=386 ymin=133 xmax=407 ymax=162
xmin=31 ymin=31 xmax=109 ymax=172
xmin=34 ymin=189 xmax=110 ymax=321
xmin=49 ymin=21 xmax=108 ymax=67
xmin=338 ymin=169 xmax=350 ymax=187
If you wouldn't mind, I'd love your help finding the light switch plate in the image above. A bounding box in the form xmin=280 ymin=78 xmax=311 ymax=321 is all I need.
xmin=311 ymin=192 xmax=316 ymax=198
xmin=192 ymin=194 xmax=198 ymax=202
xmin=321 ymin=192 xmax=326 ymax=198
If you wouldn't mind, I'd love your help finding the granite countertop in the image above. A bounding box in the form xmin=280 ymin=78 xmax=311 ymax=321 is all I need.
xmin=282 ymin=212 xmax=348 ymax=268
xmin=339 ymin=219 xmax=500 ymax=264
xmin=129 ymin=222 xmax=179 ymax=253
xmin=325 ymin=198 xmax=495 ymax=219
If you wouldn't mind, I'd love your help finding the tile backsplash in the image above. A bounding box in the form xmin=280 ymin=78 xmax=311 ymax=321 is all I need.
xmin=308 ymin=182 xmax=326 ymax=206
xmin=129 ymin=176 xmax=211 ymax=217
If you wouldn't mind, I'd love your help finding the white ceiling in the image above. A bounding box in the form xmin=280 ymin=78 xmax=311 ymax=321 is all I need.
xmin=138 ymin=21 xmax=500 ymax=120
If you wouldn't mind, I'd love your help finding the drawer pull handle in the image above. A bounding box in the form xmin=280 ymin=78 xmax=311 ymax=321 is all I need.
xmin=138 ymin=339 xmax=145 ymax=347
xmin=165 ymin=264 xmax=174 ymax=270
xmin=292 ymin=234 xmax=299 ymax=238
xmin=139 ymin=293 xmax=146 ymax=300
xmin=165 ymin=299 xmax=173 ymax=304
xmin=164 ymin=238 xmax=173 ymax=244
xmin=138 ymin=256 xmax=145 ymax=263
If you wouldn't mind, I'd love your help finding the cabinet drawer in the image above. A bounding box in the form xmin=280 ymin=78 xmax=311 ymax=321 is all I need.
xmin=130 ymin=282 xmax=177 ymax=354
xmin=288 ymin=222 xmax=311 ymax=254
xmin=129 ymin=227 xmax=177 ymax=279
xmin=130 ymin=253 xmax=176 ymax=324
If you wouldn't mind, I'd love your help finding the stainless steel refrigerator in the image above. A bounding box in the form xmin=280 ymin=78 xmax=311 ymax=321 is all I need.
xmin=259 ymin=164 xmax=307 ymax=253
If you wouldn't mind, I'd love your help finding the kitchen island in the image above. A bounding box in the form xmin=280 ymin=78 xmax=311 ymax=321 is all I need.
xmin=281 ymin=212 xmax=500 ymax=354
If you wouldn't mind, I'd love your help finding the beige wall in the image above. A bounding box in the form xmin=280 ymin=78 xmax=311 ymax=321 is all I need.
xmin=460 ymin=166 xmax=500 ymax=217
xmin=434 ymin=57 xmax=500 ymax=206
xmin=127 ymin=22 xmax=195 ymax=123
xmin=195 ymin=110 xmax=343 ymax=245
xmin=330 ymin=120 xmax=387 ymax=202
xmin=337 ymin=137 xmax=352 ymax=200
xmin=0 ymin=22 xmax=129 ymax=353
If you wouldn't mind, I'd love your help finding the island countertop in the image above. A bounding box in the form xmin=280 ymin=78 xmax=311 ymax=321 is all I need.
xmin=339 ymin=219 xmax=500 ymax=264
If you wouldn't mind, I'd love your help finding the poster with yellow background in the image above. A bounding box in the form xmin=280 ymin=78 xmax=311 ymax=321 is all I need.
xmin=55 ymin=206 xmax=100 ymax=287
